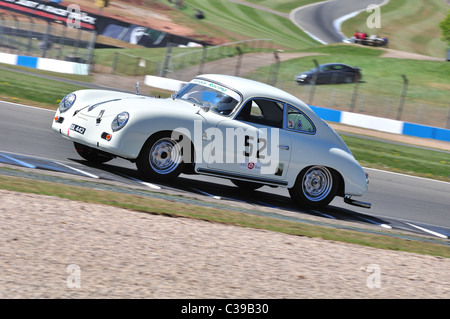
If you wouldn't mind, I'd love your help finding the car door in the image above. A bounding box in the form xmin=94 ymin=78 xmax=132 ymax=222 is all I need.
xmin=335 ymin=64 xmax=352 ymax=83
xmin=318 ymin=65 xmax=333 ymax=83
xmin=204 ymin=98 xmax=292 ymax=184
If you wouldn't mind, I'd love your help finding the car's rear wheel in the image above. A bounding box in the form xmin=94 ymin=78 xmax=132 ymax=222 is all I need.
xmin=289 ymin=166 xmax=338 ymax=209
xmin=231 ymin=179 xmax=264 ymax=191
xmin=136 ymin=132 xmax=185 ymax=181
xmin=74 ymin=142 xmax=114 ymax=164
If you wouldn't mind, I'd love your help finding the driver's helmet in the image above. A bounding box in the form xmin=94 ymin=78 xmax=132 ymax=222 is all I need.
xmin=215 ymin=94 xmax=235 ymax=115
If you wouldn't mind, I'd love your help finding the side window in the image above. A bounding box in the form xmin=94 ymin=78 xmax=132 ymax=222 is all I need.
xmin=286 ymin=105 xmax=315 ymax=134
xmin=236 ymin=98 xmax=284 ymax=128
xmin=248 ymin=100 xmax=262 ymax=117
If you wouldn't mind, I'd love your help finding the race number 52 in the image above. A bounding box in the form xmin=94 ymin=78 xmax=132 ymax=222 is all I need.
xmin=243 ymin=135 xmax=266 ymax=159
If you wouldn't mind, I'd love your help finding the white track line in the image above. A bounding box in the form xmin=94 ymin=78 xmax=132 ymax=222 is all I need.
xmin=289 ymin=0 xmax=332 ymax=44
xmin=354 ymin=214 xmax=392 ymax=229
xmin=364 ymin=167 xmax=450 ymax=185
xmin=118 ymin=174 xmax=161 ymax=190
xmin=55 ymin=161 xmax=99 ymax=179
xmin=190 ymin=187 xmax=221 ymax=200
xmin=311 ymin=210 xmax=336 ymax=219
xmin=1 ymin=100 xmax=55 ymax=112
xmin=405 ymin=222 xmax=448 ymax=239
xmin=138 ymin=181 xmax=161 ymax=190
xmin=333 ymin=0 xmax=390 ymax=41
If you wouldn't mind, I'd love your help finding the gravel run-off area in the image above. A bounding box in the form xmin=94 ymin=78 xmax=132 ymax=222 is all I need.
xmin=0 ymin=189 xmax=449 ymax=299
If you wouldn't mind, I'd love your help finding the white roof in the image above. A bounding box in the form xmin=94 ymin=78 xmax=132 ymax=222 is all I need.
xmin=196 ymin=74 xmax=307 ymax=107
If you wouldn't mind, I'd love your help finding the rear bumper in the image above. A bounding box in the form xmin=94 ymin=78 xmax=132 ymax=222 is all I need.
xmin=344 ymin=195 xmax=371 ymax=209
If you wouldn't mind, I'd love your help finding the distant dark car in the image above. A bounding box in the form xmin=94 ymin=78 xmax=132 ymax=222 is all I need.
xmin=295 ymin=63 xmax=361 ymax=85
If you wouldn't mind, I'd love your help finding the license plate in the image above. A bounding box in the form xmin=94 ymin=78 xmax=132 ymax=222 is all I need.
xmin=70 ymin=124 xmax=86 ymax=135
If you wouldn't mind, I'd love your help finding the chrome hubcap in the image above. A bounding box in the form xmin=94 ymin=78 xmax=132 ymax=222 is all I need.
xmin=302 ymin=166 xmax=333 ymax=202
xmin=149 ymin=138 xmax=181 ymax=174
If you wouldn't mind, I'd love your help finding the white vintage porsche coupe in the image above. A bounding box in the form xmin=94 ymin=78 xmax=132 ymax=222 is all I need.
xmin=52 ymin=74 xmax=370 ymax=209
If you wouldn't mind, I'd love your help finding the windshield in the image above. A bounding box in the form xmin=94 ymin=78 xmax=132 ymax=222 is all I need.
xmin=175 ymin=79 xmax=241 ymax=116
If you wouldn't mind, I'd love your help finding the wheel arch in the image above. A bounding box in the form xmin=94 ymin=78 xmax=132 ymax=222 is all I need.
xmin=288 ymin=164 xmax=340 ymax=208
xmin=329 ymin=166 xmax=345 ymax=197
xmin=138 ymin=129 xmax=197 ymax=172
xmin=138 ymin=130 xmax=173 ymax=158
xmin=295 ymin=165 xmax=345 ymax=196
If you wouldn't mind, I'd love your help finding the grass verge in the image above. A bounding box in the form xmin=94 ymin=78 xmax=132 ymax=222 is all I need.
xmin=342 ymin=135 xmax=450 ymax=182
xmin=0 ymin=173 xmax=448 ymax=258
xmin=182 ymin=0 xmax=318 ymax=50
xmin=0 ymin=65 xmax=91 ymax=107
xmin=254 ymin=44 xmax=450 ymax=110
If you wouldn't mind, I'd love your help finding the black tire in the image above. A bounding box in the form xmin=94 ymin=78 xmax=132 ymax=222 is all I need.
xmin=231 ymin=179 xmax=264 ymax=191
xmin=136 ymin=132 xmax=185 ymax=181
xmin=288 ymin=166 xmax=338 ymax=209
xmin=74 ymin=142 xmax=114 ymax=164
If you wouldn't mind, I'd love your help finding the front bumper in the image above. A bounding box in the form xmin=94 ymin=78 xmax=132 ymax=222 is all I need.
xmin=52 ymin=110 xmax=134 ymax=159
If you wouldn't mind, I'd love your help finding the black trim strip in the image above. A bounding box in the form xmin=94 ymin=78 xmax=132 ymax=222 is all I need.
xmin=196 ymin=168 xmax=288 ymax=186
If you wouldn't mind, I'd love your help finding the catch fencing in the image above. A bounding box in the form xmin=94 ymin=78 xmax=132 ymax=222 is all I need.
xmin=150 ymin=41 xmax=450 ymax=129
xmin=276 ymin=75 xmax=450 ymax=129
xmin=0 ymin=13 xmax=96 ymax=64
xmin=162 ymin=39 xmax=275 ymax=81
xmin=110 ymin=52 xmax=161 ymax=77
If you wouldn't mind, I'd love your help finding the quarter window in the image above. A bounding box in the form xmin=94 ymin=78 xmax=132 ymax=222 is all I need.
xmin=286 ymin=105 xmax=315 ymax=134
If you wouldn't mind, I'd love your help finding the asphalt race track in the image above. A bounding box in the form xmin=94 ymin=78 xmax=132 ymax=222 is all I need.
xmin=290 ymin=0 xmax=387 ymax=44
xmin=1 ymin=101 xmax=449 ymax=241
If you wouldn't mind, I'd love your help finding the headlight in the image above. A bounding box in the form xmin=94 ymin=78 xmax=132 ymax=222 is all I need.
xmin=111 ymin=112 xmax=129 ymax=132
xmin=59 ymin=93 xmax=76 ymax=113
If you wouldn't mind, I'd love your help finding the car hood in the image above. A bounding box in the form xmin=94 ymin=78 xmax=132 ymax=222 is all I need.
xmin=69 ymin=90 xmax=199 ymax=118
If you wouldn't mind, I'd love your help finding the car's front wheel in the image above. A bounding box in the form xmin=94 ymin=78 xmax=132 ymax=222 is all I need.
xmin=289 ymin=166 xmax=338 ymax=209
xmin=74 ymin=142 xmax=114 ymax=164
xmin=136 ymin=132 xmax=185 ymax=181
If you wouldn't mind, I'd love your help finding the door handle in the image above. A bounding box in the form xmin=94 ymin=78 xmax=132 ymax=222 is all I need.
xmin=278 ymin=145 xmax=289 ymax=150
